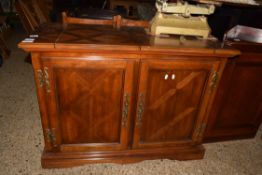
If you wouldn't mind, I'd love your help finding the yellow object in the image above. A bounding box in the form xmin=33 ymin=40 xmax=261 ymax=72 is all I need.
xmin=150 ymin=0 xmax=215 ymax=38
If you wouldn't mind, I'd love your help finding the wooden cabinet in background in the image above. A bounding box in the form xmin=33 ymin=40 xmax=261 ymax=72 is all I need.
xmin=205 ymin=42 xmax=262 ymax=142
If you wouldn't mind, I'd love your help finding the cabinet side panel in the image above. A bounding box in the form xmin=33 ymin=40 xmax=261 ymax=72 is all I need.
xmin=205 ymin=55 xmax=262 ymax=141
xmin=216 ymin=64 xmax=262 ymax=129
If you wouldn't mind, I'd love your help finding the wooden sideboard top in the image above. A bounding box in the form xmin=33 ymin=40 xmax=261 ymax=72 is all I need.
xmin=19 ymin=24 xmax=240 ymax=57
xmin=224 ymin=40 xmax=262 ymax=54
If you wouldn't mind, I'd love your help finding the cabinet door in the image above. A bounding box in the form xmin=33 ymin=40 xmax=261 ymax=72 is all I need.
xmin=133 ymin=59 xmax=220 ymax=148
xmin=205 ymin=54 xmax=262 ymax=141
xmin=41 ymin=57 xmax=135 ymax=152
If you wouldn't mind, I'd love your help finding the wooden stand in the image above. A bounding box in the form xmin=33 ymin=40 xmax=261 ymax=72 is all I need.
xmin=42 ymin=145 xmax=205 ymax=168
xmin=18 ymin=24 xmax=239 ymax=168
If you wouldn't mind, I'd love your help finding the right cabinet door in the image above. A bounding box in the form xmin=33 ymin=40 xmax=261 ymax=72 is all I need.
xmin=133 ymin=59 xmax=221 ymax=149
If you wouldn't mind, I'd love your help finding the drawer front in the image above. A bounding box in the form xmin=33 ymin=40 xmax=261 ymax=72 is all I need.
xmin=133 ymin=59 xmax=221 ymax=148
xmin=38 ymin=56 xmax=135 ymax=152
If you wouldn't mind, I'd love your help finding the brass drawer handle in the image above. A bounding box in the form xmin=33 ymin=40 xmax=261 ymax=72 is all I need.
xmin=44 ymin=67 xmax=51 ymax=93
xmin=210 ymin=71 xmax=219 ymax=91
xmin=37 ymin=68 xmax=51 ymax=93
xmin=45 ymin=128 xmax=56 ymax=146
xmin=37 ymin=69 xmax=44 ymax=87
xmin=136 ymin=93 xmax=145 ymax=127
xmin=122 ymin=93 xmax=129 ymax=127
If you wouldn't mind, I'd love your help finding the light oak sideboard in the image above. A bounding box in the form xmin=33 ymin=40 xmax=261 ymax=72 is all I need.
xmin=19 ymin=24 xmax=243 ymax=168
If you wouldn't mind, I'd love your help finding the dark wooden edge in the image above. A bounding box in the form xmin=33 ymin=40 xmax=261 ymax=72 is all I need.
xmin=62 ymin=11 xmax=149 ymax=29
xmin=141 ymin=47 xmax=241 ymax=58
xmin=41 ymin=145 xmax=205 ymax=168
xmin=120 ymin=18 xmax=149 ymax=28
xmin=204 ymin=132 xmax=257 ymax=143
xmin=204 ymin=124 xmax=260 ymax=143
xmin=214 ymin=49 xmax=241 ymax=57
xmin=18 ymin=44 xmax=240 ymax=58
xmin=62 ymin=12 xmax=116 ymax=28
xmin=224 ymin=40 xmax=262 ymax=54
xmin=54 ymin=43 xmax=141 ymax=51
xmin=18 ymin=42 xmax=55 ymax=52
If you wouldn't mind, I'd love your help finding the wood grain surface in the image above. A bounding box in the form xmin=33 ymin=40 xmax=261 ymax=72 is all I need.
xmin=18 ymin=24 xmax=242 ymax=168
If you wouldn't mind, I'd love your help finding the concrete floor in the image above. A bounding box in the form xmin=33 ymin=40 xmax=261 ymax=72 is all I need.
xmin=0 ymin=29 xmax=261 ymax=175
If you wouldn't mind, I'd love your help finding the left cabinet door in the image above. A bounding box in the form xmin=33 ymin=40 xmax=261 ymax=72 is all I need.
xmin=39 ymin=57 xmax=135 ymax=152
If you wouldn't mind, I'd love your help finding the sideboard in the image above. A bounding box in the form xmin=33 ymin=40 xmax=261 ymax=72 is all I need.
xmin=19 ymin=24 xmax=243 ymax=168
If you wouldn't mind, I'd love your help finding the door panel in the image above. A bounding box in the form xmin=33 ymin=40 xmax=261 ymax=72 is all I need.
xmin=41 ymin=57 xmax=134 ymax=151
xmin=140 ymin=70 xmax=207 ymax=143
xmin=133 ymin=59 xmax=220 ymax=148
xmin=56 ymin=68 xmax=123 ymax=144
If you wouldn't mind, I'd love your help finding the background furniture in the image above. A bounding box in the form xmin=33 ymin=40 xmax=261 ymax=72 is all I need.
xmin=205 ymin=41 xmax=262 ymax=142
xmin=15 ymin=0 xmax=49 ymax=34
xmin=62 ymin=11 xmax=118 ymax=27
xmin=109 ymin=0 xmax=154 ymax=18
xmin=208 ymin=3 xmax=262 ymax=40
xmin=109 ymin=0 xmax=139 ymax=18
xmin=62 ymin=11 xmax=149 ymax=28
xmin=0 ymin=15 xmax=11 ymax=66
xmin=19 ymin=22 xmax=239 ymax=168
xmin=0 ymin=3 xmax=3 ymax=13
xmin=72 ymin=7 xmax=120 ymax=20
